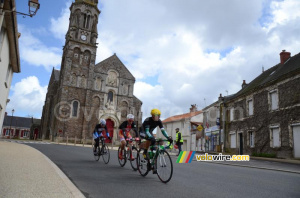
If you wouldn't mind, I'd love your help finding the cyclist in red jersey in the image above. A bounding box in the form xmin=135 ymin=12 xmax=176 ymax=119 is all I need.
xmin=118 ymin=114 xmax=139 ymax=159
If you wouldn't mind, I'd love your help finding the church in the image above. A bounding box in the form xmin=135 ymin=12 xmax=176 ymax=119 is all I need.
xmin=40 ymin=0 xmax=143 ymax=143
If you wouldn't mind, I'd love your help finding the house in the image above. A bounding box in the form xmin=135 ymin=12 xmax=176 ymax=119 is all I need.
xmin=0 ymin=0 xmax=20 ymax=135
xmin=1 ymin=114 xmax=38 ymax=139
xmin=203 ymin=97 xmax=224 ymax=152
xmin=157 ymin=105 xmax=203 ymax=151
xmin=223 ymin=50 xmax=300 ymax=159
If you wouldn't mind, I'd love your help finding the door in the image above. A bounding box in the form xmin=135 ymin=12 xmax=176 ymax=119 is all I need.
xmin=34 ymin=128 xmax=39 ymax=139
xmin=15 ymin=129 xmax=20 ymax=138
xmin=105 ymin=119 xmax=114 ymax=143
xmin=239 ymin=133 xmax=243 ymax=155
xmin=293 ymin=125 xmax=300 ymax=158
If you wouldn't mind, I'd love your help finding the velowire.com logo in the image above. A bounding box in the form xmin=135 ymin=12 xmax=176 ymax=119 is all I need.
xmin=176 ymin=152 xmax=250 ymax=163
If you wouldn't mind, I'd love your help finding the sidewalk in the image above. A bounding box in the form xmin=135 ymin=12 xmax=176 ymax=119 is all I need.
xmin=0 ymin=141 xmax=85 ymax=198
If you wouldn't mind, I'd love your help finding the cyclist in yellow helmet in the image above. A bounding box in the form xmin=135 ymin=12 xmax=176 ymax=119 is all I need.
xmin=140 ymin=108 xmax=172 ymax=172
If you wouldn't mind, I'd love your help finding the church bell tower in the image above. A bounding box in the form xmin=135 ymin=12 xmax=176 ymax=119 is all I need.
xmin=55 ymin=0 xmax=100 ymax=139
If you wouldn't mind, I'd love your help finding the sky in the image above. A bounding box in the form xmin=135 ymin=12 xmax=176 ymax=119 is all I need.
xmin=6 ymin=0 xmax=300 ymax=121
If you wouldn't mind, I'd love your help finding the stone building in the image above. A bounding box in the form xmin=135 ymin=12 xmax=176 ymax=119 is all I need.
xmin=2 ymin=114 xmax=40 ymax=140
xmin=40 ymin=0 xmax=142 ymax=143
xmin=223 ymin=50 xmax=300 ymax=158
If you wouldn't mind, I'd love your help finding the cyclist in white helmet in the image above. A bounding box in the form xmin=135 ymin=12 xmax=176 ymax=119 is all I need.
xmin=118 ymin=114 xmax=139 ymax=159
xmin=93 ymin=119 xmax=111 ymax=155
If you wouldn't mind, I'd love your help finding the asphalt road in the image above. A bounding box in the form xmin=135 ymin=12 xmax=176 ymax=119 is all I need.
xmin=26 ymin=143 xmax=300 ymax=198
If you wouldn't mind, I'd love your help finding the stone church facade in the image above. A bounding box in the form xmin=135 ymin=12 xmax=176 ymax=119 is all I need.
xmin=40 ymin=0 xmax=142 ymax=143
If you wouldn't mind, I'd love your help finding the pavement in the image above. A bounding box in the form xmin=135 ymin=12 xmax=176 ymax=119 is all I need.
xmin=1 ymin=139 xmax=300 ymax=198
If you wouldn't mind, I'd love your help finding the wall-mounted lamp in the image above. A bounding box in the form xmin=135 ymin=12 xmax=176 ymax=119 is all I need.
xmin=1 ymin=0 xmax=40 ymax=17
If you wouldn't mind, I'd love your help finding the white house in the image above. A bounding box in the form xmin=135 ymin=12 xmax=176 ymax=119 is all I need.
xmin=157 ymin=105 xmax=203 ymax=151
xmin=0 ymin=0 xmax=20 ymax=135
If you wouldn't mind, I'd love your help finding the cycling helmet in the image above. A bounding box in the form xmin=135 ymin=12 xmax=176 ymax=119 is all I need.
xmin=151 ymin=108 xmax=161 ymax=116
xmin=127 ymin=114 xmax=134 ymax=121
xmin=99 ymin=119 xmax=106 ymax=126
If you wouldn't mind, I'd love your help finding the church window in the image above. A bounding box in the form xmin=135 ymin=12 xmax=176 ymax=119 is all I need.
xmin=72 ymin=101 xmax=79 ymax=117
xmin=87 ymin=15 xmax=91 ymax=29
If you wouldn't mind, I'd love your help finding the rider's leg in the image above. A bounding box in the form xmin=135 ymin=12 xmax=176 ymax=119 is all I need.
xmin=119 ymin=136 xmax=125 ymax=159
xmin=94 ymin=138 xmax=99 ymax=152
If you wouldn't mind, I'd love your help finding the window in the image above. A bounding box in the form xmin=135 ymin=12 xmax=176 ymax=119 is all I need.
xmin=230 ymin=108 xmax=234 ymax=121
xmin=230 ymin=132 xmax=236 ymax=148
xmin=24 ymin=130 xmax=29 ymax=137
xmin=269 ymin=91 xmax=278 ymax=110
xmin=248 ymin=99 xmax=253 ymax=116
xmin=249 ymin=131 xmax=254 ymax=147
xmin=270 ymin=127 xmax=280 ymax=148
xmin=72 ymin=101 xmax=79 ymax=117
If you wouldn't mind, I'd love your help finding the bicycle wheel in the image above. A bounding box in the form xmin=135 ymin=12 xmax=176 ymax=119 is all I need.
xmin=93 ymin=146 xmax=100 ymax=161
xmin=129 ymin=146 xmax=138 ymax=171
xmin=137 ymin=149 xmax=149 ymax=176
xmin=102 ymin=145 xmax=110 ymax=164
xmin=118 ymin=147 xmax=126 ymax=167
xmin=155 ymin=150 xmax=173 ymax=183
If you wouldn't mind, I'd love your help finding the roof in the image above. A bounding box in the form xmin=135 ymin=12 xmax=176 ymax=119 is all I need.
xmin=3 ymin=116 xmax=33 ymax=128
xmin=225 ymin=52 xmax=300 ymax=102
xmin=190 ymin=121 xmax=203 ymax=125
xmin=163 ymin=110 xmax=202 ymax=123
xmin=3 ymin=0 xmax=20 ymax=73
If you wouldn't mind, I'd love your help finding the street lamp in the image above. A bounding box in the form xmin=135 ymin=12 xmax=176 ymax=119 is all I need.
xmin=9 ymin=109 xmax=14 ymax=139
xmin=28 ymin=0 xmax=40 ymax=17
xmin=0 ymin=0 xmax=40 ymax=18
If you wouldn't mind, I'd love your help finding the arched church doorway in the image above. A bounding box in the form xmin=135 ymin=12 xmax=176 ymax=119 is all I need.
xmin=105 ymin=119 xmax=114 ymax=143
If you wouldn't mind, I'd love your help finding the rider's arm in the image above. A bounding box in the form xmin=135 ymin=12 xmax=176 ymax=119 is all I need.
xmin=119 ymin=121 xmax=127 ymax=138
xmin=159 ymin=120 xmax=169 ymax=138
xmin=105 ymin=126 xmax=110 ymax=137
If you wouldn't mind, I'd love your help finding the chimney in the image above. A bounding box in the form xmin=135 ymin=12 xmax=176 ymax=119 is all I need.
xmin=242 ymin=80 xmax=247 ymax=88
xmin=5 ymin=112 xmax=7 ymax=117
xmin=190 ymin=104 xmax=198 ymax=112
xmin=280 ymin=50 xmax=291 ymax=64
xmin=218 ymin=93 xmax=224 ymax=102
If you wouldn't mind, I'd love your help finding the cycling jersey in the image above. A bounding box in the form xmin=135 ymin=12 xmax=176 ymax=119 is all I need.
xmin=93 ymin=124 xmax=109 ymax=139
xmin=119 ymin=121 xmax=138 ymax=138
xmin=141 ymin=117 xmax=163 ymax=134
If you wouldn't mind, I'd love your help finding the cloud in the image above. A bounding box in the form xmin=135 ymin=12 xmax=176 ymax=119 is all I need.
xmin=50 ymin=0 xmax=72 ymax=41
xmin=7 ymin=76 xmax=47 ymax=118
xmin=33 ymin=0 xmax=300 ymax=121
xmin=18 ymin=25 xmax=62 ymax=71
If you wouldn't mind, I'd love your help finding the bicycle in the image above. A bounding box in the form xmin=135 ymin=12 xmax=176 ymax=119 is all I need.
xmin=137 ymin=138 xmax=173 ymax=183
xmin=92 ymin=136 xmax=110 ymax=164
xmin=118 ymin=138 xmax=139 ymax=171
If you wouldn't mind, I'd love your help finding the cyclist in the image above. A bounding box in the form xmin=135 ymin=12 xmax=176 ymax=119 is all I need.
xmin=140 ymin=108 xmax=172 ymax=168
xmin=93 ymin=119 xmax=111 ymax=155
xmin=118 ymin=114 xmax=139 ymax=160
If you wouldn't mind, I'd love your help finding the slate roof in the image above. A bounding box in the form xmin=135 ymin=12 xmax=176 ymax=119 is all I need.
xmin=3 ymin=116 xmax=33 ymax=128
xmin=225 ymin=52 xmax=300 ymax=102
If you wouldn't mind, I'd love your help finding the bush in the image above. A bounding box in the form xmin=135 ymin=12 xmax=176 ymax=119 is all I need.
xmin=252 ymin=152 xmax=276 ymax=158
